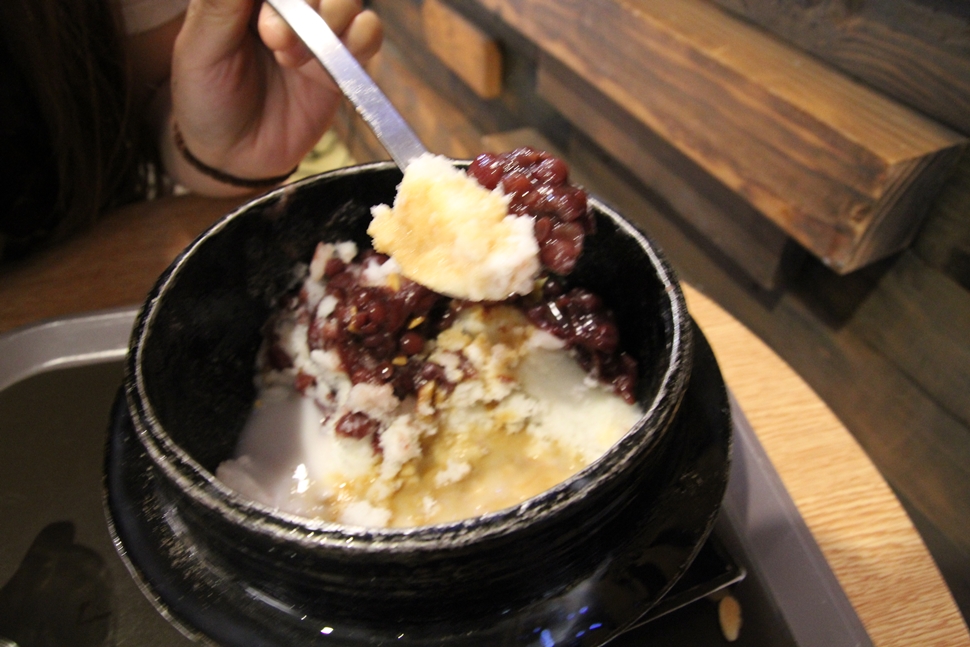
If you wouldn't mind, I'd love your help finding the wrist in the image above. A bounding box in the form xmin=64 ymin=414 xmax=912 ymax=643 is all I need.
xmin=173 ymin=121 xmax=298 ymax=189
xmin=161 ymin=118 xmax=298 ymax=197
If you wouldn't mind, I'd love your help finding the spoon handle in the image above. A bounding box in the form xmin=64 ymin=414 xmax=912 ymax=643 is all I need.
xmin=265 ymin=0 xmax=429 ymax=169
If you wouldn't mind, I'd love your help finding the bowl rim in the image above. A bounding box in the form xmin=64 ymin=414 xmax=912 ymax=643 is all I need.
xmin=125 ymin=160 xmax=694 ymax=552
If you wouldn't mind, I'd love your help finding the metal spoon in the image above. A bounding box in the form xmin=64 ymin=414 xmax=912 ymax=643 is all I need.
xmin=264 ymin=0 xmax=429 ymax=170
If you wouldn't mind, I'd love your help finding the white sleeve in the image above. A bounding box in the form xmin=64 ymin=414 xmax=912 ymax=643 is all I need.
xmin=117 ymin=0 xmax=190 ymax=34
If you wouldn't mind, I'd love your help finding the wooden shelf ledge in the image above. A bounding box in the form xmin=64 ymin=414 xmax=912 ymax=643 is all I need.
xmin=471 ymin=0 xmax=967 ymax=272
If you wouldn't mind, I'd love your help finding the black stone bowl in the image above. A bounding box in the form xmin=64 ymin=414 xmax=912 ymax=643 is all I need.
xmin=111 ymin=161 xmax=730 ymax=646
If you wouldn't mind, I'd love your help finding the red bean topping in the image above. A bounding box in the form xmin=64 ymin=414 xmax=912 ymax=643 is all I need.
xmin=284 ymin=258 xmax=638 ymax=410
xmin=324 ymin=257 xmax=346 ymax=278
xmin=335 ymin=412 xmax=380 ymax=439
xmin=534 ymin=216 xmax=553 ymax=243
xmin=266 ymin=342 xmax=293 ymax=371
xmin=612 ymin=355 xmax=639 ymax=405
xmin=500 ymin=171 xmax=532 ymax=196
xmin=508 ymin=146 xmax=543 ymax=167
xmin=552 ymin=188 xmax=587 ymax=222
xmin=415 ymin=362 xmax=454 ymax=396
xmin=525 ymin=285 xmax=634 ymax=401
xmin=326 ymin=270 xmax=356 ymax=297
xmin=383 ymin=299 xmax=407 ymax=332
xmin=296 ymin=248 xmax=457 ymax=399
xmin=399 ymin=331 xmax=425 ymax=356
xmin=351 ymin=288 xmax=387 ymax=335
xmin=540 ymin=275 xmax=567 ymax=299
xmin=466 ymin=147 xmax=591 ymax=276
xmin=535 ymin=157 xmax=568 ymax=185
xmin=294 ymin=371 xmax=316 ymax=393
xmin=390 ymin=358 xmax=421 ymax=399
xmin=361 ymin=332 xmax=396 ymax=357
xmin=397 ymin=279 xmax=439 ymax=315
xmin=561 ymin=290 xmax=594 ymax=313
xmin=572 ymin=315 xmax=619 ymax=354
xmin=375 ymin=361 xmax=395 ymax=383
xmin=467 ymin=153 xmax=504 ymax=190
xmin=539 ymin=237 xmax=579 ymax=276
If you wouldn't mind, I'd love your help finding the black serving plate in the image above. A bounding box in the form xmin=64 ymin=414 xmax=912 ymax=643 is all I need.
xmin=104 ymin=323 xmax=733 ymax=647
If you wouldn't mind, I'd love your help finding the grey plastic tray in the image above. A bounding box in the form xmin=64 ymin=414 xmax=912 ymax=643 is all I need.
xmin=0 ymin=310 xmax=871 ymax=646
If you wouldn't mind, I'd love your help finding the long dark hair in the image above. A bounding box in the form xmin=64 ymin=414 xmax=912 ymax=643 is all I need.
xmin=0 ymin=0 xmax=154 ymax=259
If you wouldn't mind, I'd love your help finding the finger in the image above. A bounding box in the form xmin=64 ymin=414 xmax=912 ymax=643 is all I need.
xmin=275 ymin=9 xmax=380 ymax=72
xmin=179 ymin=0 xmax=257 ymax=65
xmin=258 ymin=3 xmax=314 ymax=67
xmin=258 ymin=0 xmax=364 ymax=69
xmin=259 ymin=0 xmax=361 ymax=47
xmin=317 ymin=0 xmax=364 ymax=37
xmin=342 ymin=10 xmax=383 ymax=64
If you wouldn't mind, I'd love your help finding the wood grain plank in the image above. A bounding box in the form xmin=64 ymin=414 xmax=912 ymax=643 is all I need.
xmin=340 ymin=40 xmax=487 ymax=162
xmin=685 ymin=284 xmax=970 ymax=647
xmin=783 ymin=278 xmax=970 ymax=568
xmin=821 ymin=252 xmax=970 ymax=429
xmin=914 ymin=152 xmax=970 ymax=291
xmin=707 ymin=0 xmax=970 ymax=135
xmin=422 ymin=0 xmax=503 ymax=99
xmin=471 ymin=0 xmax=967 ymax=272
xmin=371 ymin=0 xmax=549 ymax=139
xmin=537 ymin=54 xmax=796 ymax=290
xmin=0 ymin=194 xmax=244 ymax=335
xmin=689 ymin=252 xmax=970 ymax=641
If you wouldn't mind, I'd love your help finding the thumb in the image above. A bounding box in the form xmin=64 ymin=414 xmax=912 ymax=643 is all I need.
xmin=178 ymin=0 xmax=258 ymax=66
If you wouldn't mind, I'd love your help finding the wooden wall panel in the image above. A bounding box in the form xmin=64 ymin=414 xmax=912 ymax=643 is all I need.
xmin=469 ymin=0 xmax=967 ymax=273
xmin=708 ymin=0 xmax=970 ymax=136
xmin=856 ymin=255 xmax=970 ymax=426
xmin=371 ymin=0 xmax=567 ymax=144
xmin=334 ymin=39 xmax=487 ymax=163
xmin=537 ymin=55 xmax=798 ymax=290
xmin=913 ymin=152 xmax=970 ymax=291
xmin=422 ymin=0 xmax=503 ymax=99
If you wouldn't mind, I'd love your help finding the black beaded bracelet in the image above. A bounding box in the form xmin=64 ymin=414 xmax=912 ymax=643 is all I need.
xmin=172 ymin=121 xmax=298 ymax=189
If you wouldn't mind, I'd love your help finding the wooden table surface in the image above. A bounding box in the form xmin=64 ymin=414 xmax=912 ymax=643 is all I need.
xmin=1 ymin=193 xmax=968 ymax=646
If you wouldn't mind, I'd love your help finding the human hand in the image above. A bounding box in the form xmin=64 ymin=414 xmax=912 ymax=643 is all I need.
xmin=165 ymin=0 xmax=382 ymax=195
